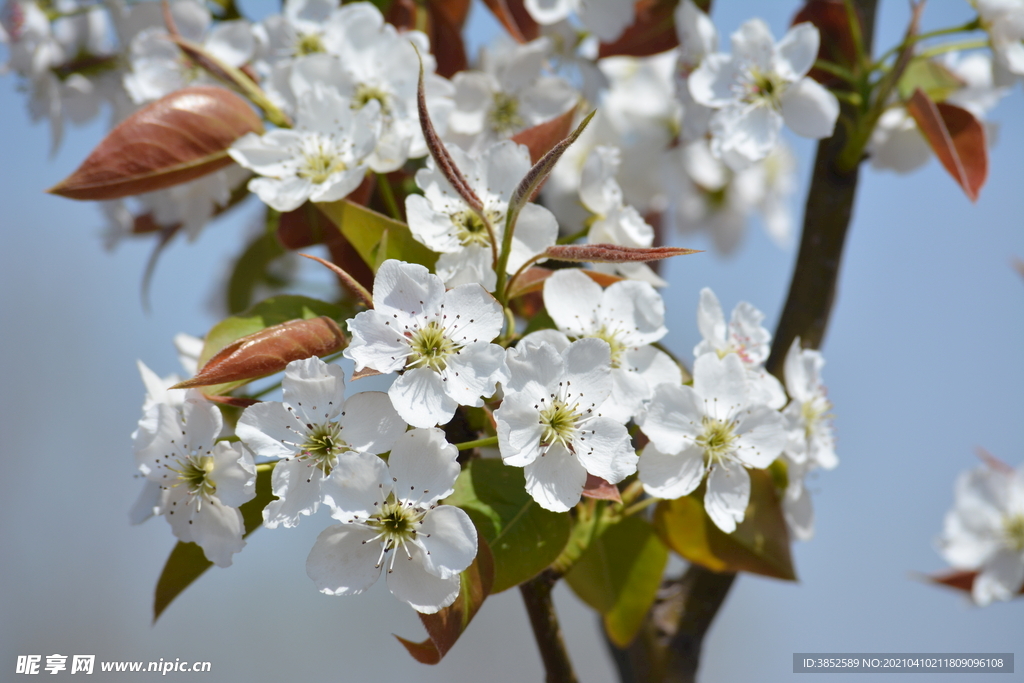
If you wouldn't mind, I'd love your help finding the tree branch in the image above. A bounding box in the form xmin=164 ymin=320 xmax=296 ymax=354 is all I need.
xmin=520 ymin=571 xmax=578 ymax=683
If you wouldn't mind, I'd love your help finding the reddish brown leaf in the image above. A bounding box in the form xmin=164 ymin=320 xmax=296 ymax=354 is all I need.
xmin=975 ymin=447 xmax=1014 ymax=474
xmin=201 ymin=394 xmax=259 ymax=408
xmin=545 ymin=243 xmax=701 ymax=263
xmin=507 ymin=266 xmax=624 ymax=300
xmin=511 ymin=107 xmax=577 ymax=164
xmin=48 ymin=86 xmax=262 ymax=200
xmin=1013 ymin=257 xmax=1024 ymax=281
xmin=480 ymin=0 xmax=539 ymax=42
xmin=598 ymin=0 xmax=679 ymax=58
xmin=171 ymin=317 xmax=345 ymax=389
xmin=388 ymin=0 xmax=470 ymax=78
xmin=925 ymin=569 xmax=1024 ymax=597
xmin=906 ymin=89 xmax=988 ymax=202
xmin=298 ymin=253 xmax=374 ymax=310
xmin=396 ymin=537 xmax=495 ymax=664
xmin=792 ymin=0 xmax=862 ymax=85
xmin=582 ymin=475 xmax=623 ymax=503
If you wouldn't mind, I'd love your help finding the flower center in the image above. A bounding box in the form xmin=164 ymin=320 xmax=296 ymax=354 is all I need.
xmin=294 ymin=32 xmax=326 ymax=56
xmin=453 ymin=210 xmax=492 ymax=247
xmin=697 ymin=416 xmax=739 ymax=463
xmin=298 ymin=140 xmax=346 ymax=184
xmin=591 ymin=326 xmax=628 ymax=368
xmin=801 ymin=397 xmax=832 ymax=440
xmin=407 ymin=321 xmax=459 ymax=372
xmin=298 ymin=422 xmax=347 ymax=475
xmin=539 ymin=399 xmax=582 ymax=449
xmin=488 ymin=91 xmax=524 ymax=135
xmin=745 ymin=67 xmax=786 ymax=109
xmin=352 ymin=83 xmax=390 ymax=114
xmin=1003 ymin=514 xmax=1024 ymax=552
xmin=170 ymin=455 xmax=216 ymax=498
xmin=366 ymin=497 xmax=426 ymax=568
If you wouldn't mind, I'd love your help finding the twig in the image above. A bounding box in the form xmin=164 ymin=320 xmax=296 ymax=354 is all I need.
xmin=520 ymin=572 xmax=579 ymax=683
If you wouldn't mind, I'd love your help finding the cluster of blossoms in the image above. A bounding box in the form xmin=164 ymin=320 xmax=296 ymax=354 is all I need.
xmin=938 ymin=459 xmax=1024 ymax=606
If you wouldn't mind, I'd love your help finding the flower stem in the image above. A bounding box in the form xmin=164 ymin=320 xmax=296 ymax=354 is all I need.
xmin=375 ymin=173 xmax=402 ymax=221
xmin=519 ymin=572 xmax=579 ymax=683
xmin=453 ymin=436 xmax=498 ymax=451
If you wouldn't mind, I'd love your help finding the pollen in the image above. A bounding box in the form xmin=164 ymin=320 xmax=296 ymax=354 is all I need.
xmin=406 ymin=321 xmax=459 ymax=372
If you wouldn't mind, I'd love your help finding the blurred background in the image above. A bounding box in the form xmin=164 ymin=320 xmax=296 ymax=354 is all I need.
xmin=1 ymin=0 xmax=1021 ymax=681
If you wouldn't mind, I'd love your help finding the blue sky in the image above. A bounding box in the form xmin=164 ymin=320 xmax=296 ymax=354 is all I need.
xmin=1 ymin=1 xmax=1021 ymax=681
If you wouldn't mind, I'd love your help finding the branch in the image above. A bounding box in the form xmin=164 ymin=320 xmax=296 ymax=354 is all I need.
xmin=519 ymin=572 xmax=578 ymax=683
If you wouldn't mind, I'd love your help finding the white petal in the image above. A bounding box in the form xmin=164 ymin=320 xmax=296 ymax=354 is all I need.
xmin=733 ymin=406 xmax=787 ymax=468
xmin=495 ymin=392 xmax=546 ymax=467
xmin=282 ymin=357 xmax=346 ymax=424
xmin=524 ymin=443 xmax=589 ymax=512
xmin=386 ymin=544 xmax=462 ymax=613
xmin=637 ymin=383 xmax=703 ymax=455
xmin=344 ymin=309 xmax=411 ymax=374
xmin=188 ymin=497 xmax=247 ymax=567
xmin=775 ymin=23 xmax=819 ymax=80
xmin=639 ymin=442 xmax=706 ymax=499
xmin=388 ymin=428 xmax=460 ymax=506
xmin=780 ymin=78 xmax=839 ymax=139
xmin=443 ymin=343 xmax=509 ymax=407
xmin=236 ymin=401 xmax=306 ymax=460
xmin=563 ymin=338 xmax=613 ymax=407
xmin=262 ymin=459 xmax=327 ymax=528
xmin=544 ymin=269 xmax=603 ymax=336
xmin=372 ymin=260 xmax=445 ymax=324
xmin=442 ymin=285 xmax=505 ymax=345
xmin=209 ymin=442 xmax=256 ymax=508
xmin=129 ymin=480 xmax=164 ymax=525
xmin=783 ymin=481 xmax=815 ymax=541
xmin=973 ymin=548 xmax=1024 ymax=605
xmin=306 ymin=524 xmax=384 ymax=595
xmin=418 ymin=505 xmax=478 ymax=578
xmin=339 ymin=391 xmax=406 ymax=454
xmin=249 ymin=176 xmax=312 ymax=212
xmin=705 ymin=460 xmax=751 ymax=533
xmin=573 ymin=417 xmax=638 ymax=484
xmin=321 ymin=451 xmax=392 ymax=521
xmin=692 ymin=353 xmax=748 ymax=413
xmin=389 ymin=367 xmax=458 ymax=428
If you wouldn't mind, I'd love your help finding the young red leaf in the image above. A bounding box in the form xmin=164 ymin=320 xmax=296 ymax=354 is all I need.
xmin=172 ymin=316 xmax=345 ymax=389
xmin=510 ymin=107 xmax=577 ymax=164
xmin=598 ymin=0 xmax=681 ymax=58
xmin=507 ymin=266 xmax=625 ymax=300
xmin=544 ymin=243 xmax=701 ymax=263
xmin=924 ymin=569 xmax=1024 ymax=597
xmin=480 ymin=0 xmax=539 ymax=42
xmin=395 ymin=538 xmax=495 ymax=664
xmin=48 ymin=86 xmax=262 ymax=200
xmin=581 ymin=475 xmax=623 ymax=503
xmin=905 ymin=88 xmax=988 ymax=202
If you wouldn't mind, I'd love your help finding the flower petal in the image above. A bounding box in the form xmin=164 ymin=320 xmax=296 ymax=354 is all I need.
xmin=524 ymin=442 xmax=589 ymax=512
xmin=639 ymin=442 xmax=706 ymax=500
xmin=705 ymin=460 xmax=751 ymax=533
xmin=780 ymin=78 xmax=839 ymax=140
xmin=321 ymin=451 xmax=392 ymax=521
xmin=306 ymin=524 xmax=384 ymax=596
xmin=388 ymin=428 xmax=460 ymax=506
xmin=418 ymin=505 xmax=478 ymax=579
xmin=386 ymin=544 xmax=462 ymax=613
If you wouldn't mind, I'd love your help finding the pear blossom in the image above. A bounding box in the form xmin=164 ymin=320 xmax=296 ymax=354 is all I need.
xmin=345 ymin=260 xmax=510 ymax=428
xmin=235 ymin=357 xmax=406 ymax=528
xmin=674 ymin=0 xmax=718 ymax=143
xmin=447 ymin=37 xmax=576 ymax=149
xmin=523 ymin=0 xmax=635 ymax=43
xmin=251 ymin=0 xmax=337 ymax=65
xmin=123 ymin=0 xmax=254 ymax=104
xmin=579 ymin=145 xmax=666 ymax=286
xmin=637 ymin=352 xmax=787 ymax=532
xmin=495 ymin=338 xmax=638 ymax=512
xmin=228 ymin=84 xmax=380 ymax=212
xmin=778 ymin=337 xmax=837 ymax=540
xmin=406 ymin=140 xmax=558 ymax=290
xmin=974 ymin=0 xmax=1024 ymax=83
xmin=305 ymin=428 xmax=477 ymax=614
xmin=264 ymin=3 xmax=454 ymax=172
xmin=694 ymin=287 xmax=785 ymax=409
xmin=938 ymin=462 xmax=1024 ymax=605
xmin=134 ymin=391 xmax=256 ymax=567
xmin=522 ymin=268 xmax=680 ymax=422
xmin=689 ymin=19 xmax=839 ymax=169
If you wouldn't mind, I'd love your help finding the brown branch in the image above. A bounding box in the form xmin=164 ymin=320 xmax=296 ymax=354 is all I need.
xmin=520 ymin=571 xmax=578 ymax=683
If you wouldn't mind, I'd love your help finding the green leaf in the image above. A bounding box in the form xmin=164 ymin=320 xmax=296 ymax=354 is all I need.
xmin=898 ymin=57 xmax=965 ymax=103
xmin=316 ymin=199 xmax=437 ymax=273
xmin=564 ymin=516 xmax=668 ymax=647
xmin=153 ymin=463 xmax=275 ymax=622
xmin=225 ymin=225 xmax=286 ymax=315
xmin=395 ymin=537 xmax=495 ymax=664
xmin=653 ymin=468 xmax=797 ymax=581
xmin=197 ymin=295 xmax=343 ymax=395
xmin=443 ymin=459 xmax=571 ymax=593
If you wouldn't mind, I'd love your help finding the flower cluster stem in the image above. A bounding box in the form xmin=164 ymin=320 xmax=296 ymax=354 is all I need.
xmin=520 ymin=572 xmax=579 ymax=683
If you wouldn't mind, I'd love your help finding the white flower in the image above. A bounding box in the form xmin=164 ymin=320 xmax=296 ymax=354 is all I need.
xmin=271 ymin=3 xmax=454 ymax=172
xmin=134 ymin=392 xmax=256 ymax=567
xmin=974 ymin=0 xmax=1024 ymax=83
xmin=447 ymin=37 xmax=576 ymax=149
xmin=674 ymin=0 xmax=718 ymax=143
xmin=689 ymin=19 xmax=839 ymax=169
xmin=523 ymin=268 xmax=679 ymax=422
xmin=638 ymin=353 xmax=787 ymax=533
xmin=123 ymin=0 xmax=254 ymax=104
xmin=229 ymin=84 xmax=380 ymax=212
xmin=495 ymin=338 xmax=638 ymax=512
xmin=938 ymin=462 xmax=1024 ymax=605
xmin=344 ymin=260 xmax=510 ymax=428
xmin=305 ymin=428 xmax=477 ymax=614
xmin=694 ymin=287 xmax=785 ymax=408
xmin=524 ymin=0 xmax=635 ymax=43
xmin=235 ymin=357 xmax=406 ymax=528
xmin=579 ymin=145 xmax=665 ymax=286
xmin=406 ymin=140 xmax=558 ymax=290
